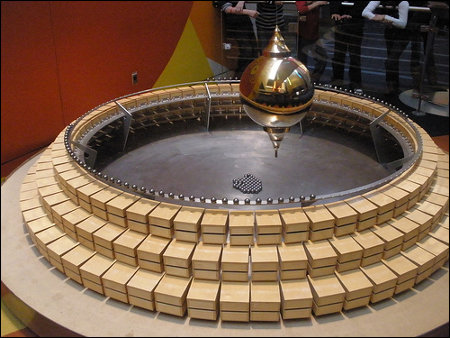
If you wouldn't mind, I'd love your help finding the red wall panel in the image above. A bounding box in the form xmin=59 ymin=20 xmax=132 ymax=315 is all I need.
xmin=1 ymin=1 xmax=193 ymax=177
xmin=1 ymin=1 xmax=64 ymax=165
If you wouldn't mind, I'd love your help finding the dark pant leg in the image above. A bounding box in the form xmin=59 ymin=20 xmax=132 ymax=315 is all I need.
xmin=384 ymin=28 xmax=409 ymax=93
xmin=332 ymin=26 xmax=347 ymax=83
xmin=347 ymin=24 xmax=363 ymax=87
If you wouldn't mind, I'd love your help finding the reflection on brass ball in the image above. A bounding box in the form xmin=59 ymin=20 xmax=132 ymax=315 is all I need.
xmin=239 ymin=26 xmax=314 ymax=157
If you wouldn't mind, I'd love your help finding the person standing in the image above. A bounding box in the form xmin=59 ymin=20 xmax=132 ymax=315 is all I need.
xmin=330 ymin=1 xmax=369 ymax=90
xmin=296 ymin=1 xmax=330 ymax=82
xmin=214 ymin=1 xmax=260 ymax=78
xmin=255 ymin=1 xmax=286 ymax=54
xmin=362 ymin=1 xmax=410 ymax=96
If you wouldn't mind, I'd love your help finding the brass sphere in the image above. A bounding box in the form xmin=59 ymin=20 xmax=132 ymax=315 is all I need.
xmin=239 ymin=26 xmax=314 ymax=156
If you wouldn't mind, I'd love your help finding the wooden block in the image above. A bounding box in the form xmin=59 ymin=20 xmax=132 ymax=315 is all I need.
xmin=251 ymin=271 xmax=277 ymax=281
xmin=220 ymin=310 xmax=249 ymax=322
xmin=229 ymin=210 xmax=254 ymax=235
xmin=149 ymin=224 xmax=173 ymax=238
xmin=93 ymin=222 xmax=126 ymax=249
xmin=136 ymin=234 xmax=171 ymax=263
xmin=279 ymin=207 xmax=310 ymax=233
xmin=148 ymin=202 xmax=181 ymax=228
xmin=370 ymin=287 xmax=395 ymax=303
xmin=388 ymin=215 xmax=420 ymax=241
xmin=280 ymin=279 xmax=313 ymax=310
xmin=220 ymin=281 xmax=250 ymax=312
xmin=221 ymin=271 xmax=248 ymax=282
xmin=113 ymin=229 xmax=146 ymax=257
xmin=257 ymin=233 xmax=281 ymax=245
xmin=283 ymin=230 xmax=308 ymax=243
xmin=416 ymin=201 xmax=444 ymax=224
xmin=309 ymin=227 xmax=334 ymax=241
xmin=370 ymin=223 xmax=404 ymax=250
xmin=61 ymin=245 xmax=96 ymax=274
xmin=360 ymin=262 xmax=397 ymax=293
xmin=92 ymin=206 xmax=108 ymax=220
xmin=417 ymin=236 xmax=449 ymax=262
xmin=307 ymin=274 xmax=345 ymax=306
xmin=377 ymin=209 xmax=394 ymax=225
xmin=335 ymin=270 xmax=373 ymax=301
xmin=137 ymin=259 xmax=163 ymax=273
xmin=343 ymin=295 xmax=371 ymax=310
xmin=127 ymin=219 xmax=148 ymax=234
xmin=357 ymin=216 xmax=377 ymax=231
xmin=404 ymin=209 xmax=433 ymax=232
xmin=255 ymin=210 xmax=282 ymax=234
xmin=363 ymin=191 xmax=395 ymax=215
xmin=280 ymin=269 xmax=307 ymax=280
xmin=328 ymin=235 xmax=363 ymax=263
xmin=381 ymin=185 xmax=409 ymax=207
xmin=66 ymin=175 xmax=94 ymax=195
xmin=307 ymin=263 xmax=335 ymax=278
xmin=106 ymin=193 xmax=139 ymax=217
xmin=383 ymin=244 xmax=402 ymax=259
xmin=361 ymin=252 xmax=383 ymax=266
xmin=77 ymin=181 xmax=106 ymax=203
xmin=336 ymin=259 xmax=361 ymax=272
xmin=23 ymin=206 xmax=48 ymax=223
xmin=394 ymin=277 xmax=415 ymax=294
xmin=201 ymin=209 xmax=228 ymax=234
xmin=351 ymin=230 xmax=385 ymax=257
xmin=401 ymin=245 xmax=435 ymax=274
xmin=304 ymin=240 xmax=338 ymax=268
xmin=277 ymin=242 xmax=308 ymax=271
xmin=334 ymin=223 xmax=357 ymax=237
xmin=90 ymin=188 xmax=122 ymax=211
xmin=429 ymin=226 xmax=449 ymax=245
xmin=193 ymin=269 xmax=220 ymax=281
xmin=221 ymin=244 xmax=249 ymax=271
xmin=126 ymin=198 xmax=159 ymax=223
xmin=26 ymin=216 xmax=54 ymax=238
xmin=20 ymin=197 xmax=42 ymax=212
xmin=230 ymin=234 xmax=254 ymax=246
xmin=47 ymin=235 xmax=79 ymax=264
xmin=75 ymin=215 xmax=107 ymax=241
xmin=62 ymin=207 xmax=91 ymax=230
xmin=187 ymin=279 xmax=220 ymax=311
xmin=155 ymin=301 xmax=186 ymax=317
xmin=303 ymin=205 xmax=335 ymax=230
xmin=192 ymin=242 xmax=222 ymax=271
xmin=173 ymin=206 xmax=204 ymax=232
xmin=102 ymin=261 xmax=138 ymax=294
xmin=126 ymin=269 xmax=164 ymax=306
xmin=393 ymin=202 xmax=408 ymax=217
xmin=34 ymin=226 xmax=65 ymax=253
xmin=251 ymin=244 xmax=278 ymax=271
xmin=395 ymin=180 xmax=421 ymax=199
xmin=282 ymin=307 xmax=312 ymax=319
xmin=163 ymin=239 xmax=196 ymax=268
xmin=154 ymin=274 xmax=192 ymax=307
xmin=38 ymin=184 xmax=62 ymax=197
xmin=174 ymin=229 xmax=199 ymax=243
xmin=325 ymin=201 xmax=358 ymax=226
xmin=202 ymin=233 xmax=226 ymax=244
xmin=79 ymin=253 xmax=115 ymax=285
xmin=425 ymin=193 xmax=449 ymax=211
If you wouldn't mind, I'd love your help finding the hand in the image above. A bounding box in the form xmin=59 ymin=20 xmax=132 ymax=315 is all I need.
xmin=235 ymin=1 xmax=245 ymax=13
xmin=247 ymin=9 xmax=259 ymax=18
xmin=371 ymin=14 xmax=385 ymax=22
xmin=341 ymin=14 xmax=352 ymax=20
xmin=317 ymin=1 xmax=329 ymax=6
xmin=331 ymin=14 xmax=341 ymax=21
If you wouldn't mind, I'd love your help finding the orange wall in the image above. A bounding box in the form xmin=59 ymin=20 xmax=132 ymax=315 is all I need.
xmin=1 ymin=1 xmax=193 ymax=177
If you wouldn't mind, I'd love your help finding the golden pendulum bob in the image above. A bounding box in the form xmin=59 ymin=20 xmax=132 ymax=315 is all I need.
xmin=239 ymin=26 xmax=315 ymax=157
